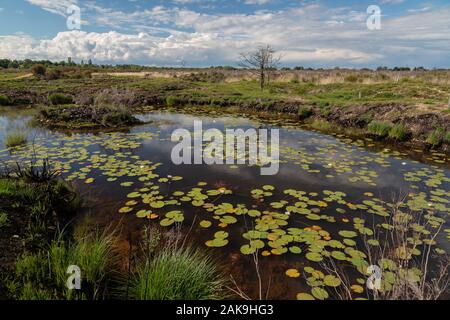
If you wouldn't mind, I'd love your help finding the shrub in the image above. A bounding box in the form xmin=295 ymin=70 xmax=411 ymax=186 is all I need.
xmin=48 ymin=93 xmax=73 ymax=105
xmin=31 ymin=64 xmax=46 ymax=77
xmin=5 ymin=132 xmax=27 ymax=148
xmin=45 ymin=69 xmax=62 ymax=80
xmin=426 ymin=128 xmax=444 ymax=147
xmin=367 ymin=121 xmax=392 ymax=138
xmin=388 ymin=123 xmax=409 ymax=141
xmin=298 ymin=106 xmax=313 ymax=120
xmin=0 ymin=94 xmax=11 ymax=106
xmin=127 ymin=246 xmax=226 ymax=300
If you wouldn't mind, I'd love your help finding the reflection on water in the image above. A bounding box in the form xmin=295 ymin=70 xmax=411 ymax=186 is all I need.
xmin=0 ymin=108 xmax=449 ymax=300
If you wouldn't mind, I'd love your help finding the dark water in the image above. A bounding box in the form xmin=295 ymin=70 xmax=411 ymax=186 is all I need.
xmin=1 ymin=107 xmax=449 ymax=300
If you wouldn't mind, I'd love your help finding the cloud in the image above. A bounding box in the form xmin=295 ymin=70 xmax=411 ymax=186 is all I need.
xmin=26 ymin=0 xmax=78 ymax=17
xmin=243 ymin=0 xmax=271 ymax=5
xmin=2 ymin=1 xmax=449 ymax=67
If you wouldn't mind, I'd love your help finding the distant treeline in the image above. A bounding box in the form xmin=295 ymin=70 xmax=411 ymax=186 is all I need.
xmin=0 ymin=58 xmax=448 ymax=72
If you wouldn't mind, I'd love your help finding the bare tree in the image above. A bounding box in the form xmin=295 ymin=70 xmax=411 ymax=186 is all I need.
xmin=238 ymin=45 xmax=281 ymax=91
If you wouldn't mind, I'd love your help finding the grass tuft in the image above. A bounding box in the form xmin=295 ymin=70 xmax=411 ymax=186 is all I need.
xmin=297 ymin=106 xmax=313 ymax=120
xmin=367 ymin=121 xmax=392 ymax=138
xmin=4 ymin=132 xmax=27 ymax=148
xmin=128 ymin=246 xmax=226 ymax=300
xmin=388 ymin=123 xmax=409 ymax=141
xmin=48 ymin=93 xmax=73 ymax=105
xmin=0 ymin=94 xmax=11 ymax=106
xmin=426 ymin=128 xmax=444 ymax=147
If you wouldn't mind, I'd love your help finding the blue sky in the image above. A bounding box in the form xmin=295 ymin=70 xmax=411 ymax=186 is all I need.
xmin=0 ymin=0 xmax=449 ymax=68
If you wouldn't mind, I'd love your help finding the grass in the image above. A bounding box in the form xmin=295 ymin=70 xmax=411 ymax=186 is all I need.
xmin=0 ymin=94 xmax=11 ymax=106
xmin=297 ymin=106 xmax=313 ymax=119
xmin=48 ymin=93 xmax=73 ymax=105
xmin=127 ymin=245 xmax=226 ymax=300
xmin=0 ymin=160 xmax=81 ymax=246
xmin=367 ymin=121 xmax=393 ymax=138
xmin=388 ymin=123 xmax=409 ymax=141
xmin=426 ymin=128 xmax=445 ymax=147
xmin=0 ymin=212 xmax=8 ymax=228
xmin=8 ymin=229 xmax=116 ymax=300
xmin=444 ymin=131 xmax=450 ymax=144
xmin=309 ymin=119 xmax=332 ymax=131
xmin=4 ymin=132 xmax=27 ymax=148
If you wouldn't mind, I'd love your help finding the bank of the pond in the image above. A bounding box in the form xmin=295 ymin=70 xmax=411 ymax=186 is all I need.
xmin=0 ymin=163 xmax=228 ymax=300
xmin=1 ymin=75 xmax=449 ymax=152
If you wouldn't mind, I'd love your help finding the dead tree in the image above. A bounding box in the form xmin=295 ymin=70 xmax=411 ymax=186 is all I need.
xmin=238 ymin=45 xmax=281 ymax=91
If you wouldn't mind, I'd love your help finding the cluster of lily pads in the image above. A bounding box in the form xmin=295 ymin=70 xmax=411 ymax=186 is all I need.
xmin=1 ymin=113 xmax=449 ymax=300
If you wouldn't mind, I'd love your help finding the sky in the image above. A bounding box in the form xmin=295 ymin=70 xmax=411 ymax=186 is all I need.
xmin=0 ymin=0 xmax=449 ymax=68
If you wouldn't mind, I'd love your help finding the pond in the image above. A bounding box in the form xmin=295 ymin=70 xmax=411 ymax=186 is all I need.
xmin=1 ymin=106 xmax=449 ymax=300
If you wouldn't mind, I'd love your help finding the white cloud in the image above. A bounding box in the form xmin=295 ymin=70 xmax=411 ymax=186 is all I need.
xmin=26 ymin=0 xmax=78 ymax=17
xmin=2 ymin=2 xmax=449 ymax=67
xmin=243 ymin=0 xmax=271 ymax=5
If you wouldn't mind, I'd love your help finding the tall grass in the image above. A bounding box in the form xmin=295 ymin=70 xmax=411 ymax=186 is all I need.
xmin=367 ymin=121 xmax=392 ymax=138
xmin=388 ymin=123 xmax=409 ymax=141
xmin=9 ymin=229 xmax=116 ymax=300
xmin=127 ymin=245 xmax=226 ymax=300
xmin=4 ymin=132 xmax=27 ymax=148
xmin=48 ymin=93 xmax=73 ymax=105
xmin=426 ymin=128 xmax=444 ymax=147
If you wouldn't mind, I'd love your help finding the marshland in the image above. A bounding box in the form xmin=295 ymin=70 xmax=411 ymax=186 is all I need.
xmin=0 ymin=63 xmax=449 ymax=300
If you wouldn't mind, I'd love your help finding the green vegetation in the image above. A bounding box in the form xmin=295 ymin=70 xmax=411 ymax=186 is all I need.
xmin=166 ymin=96 xmax=182 ymax=107
xmin=309 ymin=119 xmax=332 ymax=131
xmin=444 ymin=131 xmax=450 ymax=144
xmin=128 ymin=245 xmax=226 ymax=300
xmin=427 ymin=128 xmax=445 ymax=147
xmin=0 ymin=161 xmax=80 ymax=247
xmin=367 ymin=121 xmax=392 ymax=138
xmin=48 ymin=93 xmax=73 ymax=105
xmin=297 ymin=106 xmax=313 ymax=120
xmin=0 ymin=94 xmax=11 ymax=106
xmin=7 ymin=230 xmax=115 ymax=300
xmin=4 ymin=132 xmax=27 ymax=148
xmin=388 ymin=123 xmax=409 ymax=141
xmin=39 ymin=104 xmax=141 ymax=129
xmin=0 ymin=212 xmax=8 ymax=228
